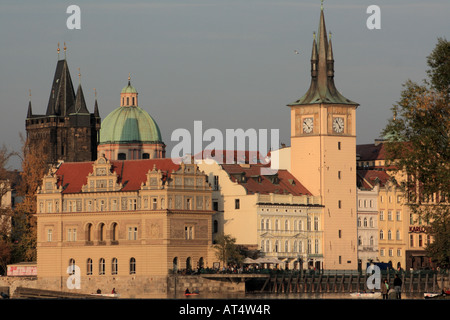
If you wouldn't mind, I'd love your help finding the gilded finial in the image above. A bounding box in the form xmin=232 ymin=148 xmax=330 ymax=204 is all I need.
xmin=128 ymin=72 xmax=131 ymax=85
xmin=321 ymin=0 xmax=324 ymax=10
xmin=64 ymin=42 xmax=67 ymax=59
xmin=57 ymin=42 xmax=60 ymax=57
xmin=29 ymin=89 xmax=32 ymax=100
xmin=78 ymin=67 xmax=81 ymax=83
xmin=313 ymin=31 xmax=316 ymax=40
xmin=329 ymin=31 xmax=332 ymax=39
xmin=94 ymin=88 xmax=97 ymax=99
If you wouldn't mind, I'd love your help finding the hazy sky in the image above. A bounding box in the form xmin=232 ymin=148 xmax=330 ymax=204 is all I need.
xmin=1 ymin=0 xmax=449 ymax=169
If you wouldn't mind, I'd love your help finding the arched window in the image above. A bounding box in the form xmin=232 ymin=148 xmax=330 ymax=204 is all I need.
xmin=260 ymin=219 xmax=264 ymax=230
xmin=380 ymin=230 xmax=384 ymax=240
xmin=358 ymin=236 xmax=362 ymax=246
xmin=364 ymin=218 xmax=368 ymax=227
xmin=265 ymin=219 xmax=270 ymax=230
xmin=87 ymin=258 xmax=93 ymax=275
xmin=111 ymin=223 xmax=118 ymax=242
xmin=130 ymin=257 xmax=136 ymax=274
xmin=284 ymin=240 xmax=289 ymax=253
xmin=186 ymin=257 xmax=192 ymax=271
xmin=112 ymin=258 xmax=118 ymax=275
xmin=127 ymin=97 xmax=129 ymax=105
xmin=172 ymin=257 xmax=178 ymax=273
xmin=68 ymin=258 xmax=76 ymax=275
xmin=314 ymin=217 xmax=319 ymax=230
xmin=198 ymin=257 xmax=204 ymax=269
xmin=370 ymin=236 xmax=374 ymax=246
xmin=358 ymin=217 xmax=361 ymax=227
xmin=388 ymin=230 xmax=392 ymax=240
xmin=86 ymin=223 xmax=93 ymax=242
xmin=99 ymin=223 xmax=105 ymax=242
xmin=99 ymin=258 xmax=105 ymax=275
xmin=285 ymin=220 xmax=289 ymax=231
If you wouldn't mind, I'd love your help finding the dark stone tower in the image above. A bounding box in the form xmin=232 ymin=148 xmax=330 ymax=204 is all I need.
xmin=26 ymin=47 xmax=101 ymax=165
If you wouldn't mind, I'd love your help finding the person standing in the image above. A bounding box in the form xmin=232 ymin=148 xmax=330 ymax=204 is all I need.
xmin=381 ymin=279 xmax=389 ymax=299
xmin=394 ymin=274 xmax=402 ymax=299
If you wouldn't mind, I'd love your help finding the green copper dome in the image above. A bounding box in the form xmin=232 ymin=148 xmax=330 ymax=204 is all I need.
xmin=99 ymin=105 xmax=163 ymax=144
xmin=121 ymin=83 xmax=137 ymax=94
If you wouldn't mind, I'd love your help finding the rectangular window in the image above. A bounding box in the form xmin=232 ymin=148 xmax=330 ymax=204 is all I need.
xmin=338 ymin=230 xmax=342 ymax=238
xmin=388 ymin=210 xmax=393 ymax=221
xmin=213 ymin=176 xmax=219 ymax=190
xmin=185 ymin=226 xmax=194 ymax=240
xmin=47 ymin=229 xmax=53 ymax=242
xmin=152 ymin=198 xmax=157 ymax=210
xmin=410 ymin=234 xmax=414 ymax=247
xmin=67 ymin=228 xmax=77 ymax=242
xmin=338 ymin=200 xmax=341 ymax=209
xmin=129 ymin=199 xmax=137 ymax=210
xmin=396 ymin=211 xmax=401 ymax=221
xmin=127 ymin=227 xmax=138 ymax=240
xmin=213 ymin=201 xmax=219 ymax=211
xmin=235 ymin=199 xmax=240 ymax=209
xmin=380 ymin=210 xmax=384 ymax=221
xmin=338 ymin=142 xmax=341 ymax=150
xmin=338 ymin=171 xmax=341 ymax=179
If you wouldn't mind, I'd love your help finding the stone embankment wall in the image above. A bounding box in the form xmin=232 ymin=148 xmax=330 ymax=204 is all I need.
xmin=0 ymin=275 xmax=244 ymax=299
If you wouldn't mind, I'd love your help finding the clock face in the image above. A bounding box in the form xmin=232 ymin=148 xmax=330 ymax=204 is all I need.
xmin=302 ymin=117 xmax=314 ymax=133
xmin=333 ymin=117 xmax=344 ymax=133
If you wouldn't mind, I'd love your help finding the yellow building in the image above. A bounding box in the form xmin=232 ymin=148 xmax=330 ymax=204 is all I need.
xmin=357 ymin=141 xmax=435 ymax=270
xmin=287 ymin=5 xmax=358 ymax=270
xmin=36 ymin=156 xmax=215 ymax=293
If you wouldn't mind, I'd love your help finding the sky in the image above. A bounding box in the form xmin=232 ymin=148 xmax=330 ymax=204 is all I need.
xmin=0 ymin=0 xmax=449 ymax=169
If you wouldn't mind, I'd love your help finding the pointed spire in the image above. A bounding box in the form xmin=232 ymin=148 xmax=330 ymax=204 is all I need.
xmin=46 ymin=59 xmax=76 ymax=116
xmin=288 ymin=3 xmax=358 ymax=107
xmin=74 ymin=82 xmax=89 ymax=114
xmin=311 ymin=32 xmax=318 ymax=78
xmin=94 ymin=88 xmax=100 ymax=118
xmin=27 ymin=89 xmax=33 ymax=118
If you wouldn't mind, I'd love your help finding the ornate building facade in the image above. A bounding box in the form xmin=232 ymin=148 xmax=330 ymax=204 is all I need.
xmin=36 ymin=157 xmax=215 ymax=295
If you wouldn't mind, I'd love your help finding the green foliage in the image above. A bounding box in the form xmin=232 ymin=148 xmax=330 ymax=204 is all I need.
xmin=213 ymin=234 xmax=243 ymax=267
xmin=382 ymin=38 xmax=450 ymax=267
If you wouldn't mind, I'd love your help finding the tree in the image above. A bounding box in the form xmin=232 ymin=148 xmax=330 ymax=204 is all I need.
xmin=11 ymin=135 xmax=50 ymax=262
xmin=382 ymin=38 xmax=450 ymax=268
xmin=213 ymin=234 xmax=243 ymax=268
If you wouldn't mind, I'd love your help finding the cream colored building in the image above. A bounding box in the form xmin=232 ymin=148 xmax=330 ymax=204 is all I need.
xmin=196 ymin=156 xmax=323 ymax=270
xmin=36 ymin=156 xmax=215 ymax=292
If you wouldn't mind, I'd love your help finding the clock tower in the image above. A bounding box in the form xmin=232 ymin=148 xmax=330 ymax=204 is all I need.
xmin=288 ymin=4 xmax=359 ymax=270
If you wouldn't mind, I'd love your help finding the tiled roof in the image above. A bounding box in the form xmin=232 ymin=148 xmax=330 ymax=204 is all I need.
xmin=220 ymin=163 xmax=311 ymax=196
xmin=55 ymin=159 xmax=180 ymax=194
xmin=357 ymin=169 xmax=391 ymax=190
xmin=356 ymin=143 xmax=387 ymax=161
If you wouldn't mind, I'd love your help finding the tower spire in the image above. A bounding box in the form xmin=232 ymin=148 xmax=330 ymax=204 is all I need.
xmin=288 ymin=3 xmax=358 ymax=106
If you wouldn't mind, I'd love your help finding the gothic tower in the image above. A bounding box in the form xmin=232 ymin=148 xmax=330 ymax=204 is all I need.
xmin=25 ymin=45 xmax=101 ymax=165
xmin=288 ymin=4 xmax=359 ymax=269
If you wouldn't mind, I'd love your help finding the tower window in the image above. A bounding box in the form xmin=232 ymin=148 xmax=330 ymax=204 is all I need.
xmin=235 ymin=199 xmax=240 ymax=209
xmin=118 ymin=153 xmax=126 ymax=160
xmin=127 ymin=97 xmax=129 ymax=105
xmin=132 ymin=97 xmax=135 ymax=105
xmin=338 ymin=171 xmax=341 ymax=179
xmin=338 ymin=200 xmax=342 ymax=208
xmin=338 ymin=142 xmax=341 ymax=150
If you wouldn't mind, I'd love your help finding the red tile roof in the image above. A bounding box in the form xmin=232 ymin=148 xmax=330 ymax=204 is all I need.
xmin=220 ymin=163 xmax=312 ymax=196
xmin=357 ymin=169 xmax=391 ymax=190
xmin=55 ymin=159 xmax=180 ymax=194
xmin=356 ymin=143 xmax=387 ymax=161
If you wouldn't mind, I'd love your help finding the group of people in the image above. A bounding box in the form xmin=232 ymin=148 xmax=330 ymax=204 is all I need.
xmin=381 ymin=274 xmax=403 ymax=299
